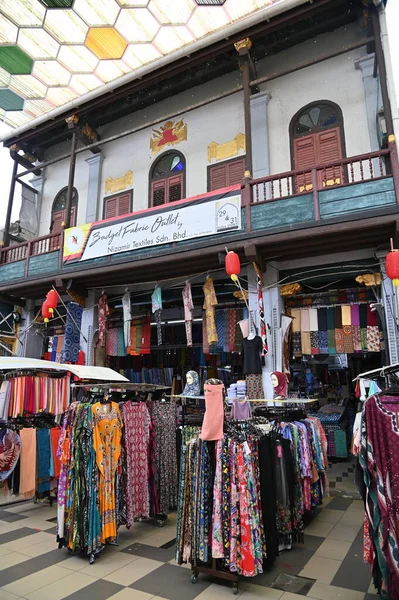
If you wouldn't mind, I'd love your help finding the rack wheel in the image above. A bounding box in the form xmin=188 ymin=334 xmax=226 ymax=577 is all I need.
xmin=232 ymin=583 xmax=238 ymax=595
xmin=156 ymin=519 xmax=165 ymax=528
xmin=191 ymin=574 xmax=198 ymax=584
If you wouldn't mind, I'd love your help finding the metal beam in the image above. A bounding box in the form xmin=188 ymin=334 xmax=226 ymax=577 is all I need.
xmin=2 ymin=160 xmax=18 ymax=248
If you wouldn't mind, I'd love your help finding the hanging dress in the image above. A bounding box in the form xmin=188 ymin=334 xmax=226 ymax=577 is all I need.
xmin=92 ymin=401 xmax=122 ymax=544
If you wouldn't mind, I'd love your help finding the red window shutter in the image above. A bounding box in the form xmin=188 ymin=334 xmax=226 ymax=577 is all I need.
xmin=51 ymin=210 xmax=64 ymax=234
xmin=293 ymin=135 xmax=317 ymax=192
xmin=167 ymin=174 xmax=183 ymax=203
xmin=70 ymin=206 xmax=77 ymax=227
xmin=105 ymin=197 xmax=118 ymax=219
xmin=227 ymin=159 xmax=245 ymax=186
xmin=116 ymin=192 xmax=131 ymax=216
xmin=210 ymin=164 xmax=227 ymax=191
xmin=316 ymin=127 xmax=343 ymax=187
xmin=152 ymin=179 xmax=166 ymax=207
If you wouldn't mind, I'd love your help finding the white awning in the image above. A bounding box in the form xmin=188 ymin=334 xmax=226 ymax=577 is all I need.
xmin=0 ymin=357 xmax=129 ymax=382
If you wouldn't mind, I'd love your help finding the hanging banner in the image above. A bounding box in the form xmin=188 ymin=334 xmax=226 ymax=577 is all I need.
xmin=63 ymin=189 xmax=241 ymax=264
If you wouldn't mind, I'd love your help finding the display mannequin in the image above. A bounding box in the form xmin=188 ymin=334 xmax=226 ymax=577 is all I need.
xmin=183 ymin=370 xmax=200 ymax=396
xmin=201 ymin=378 xmax=224 ymax=441
xmin=271 ymin=371 xmax=289 ymax=399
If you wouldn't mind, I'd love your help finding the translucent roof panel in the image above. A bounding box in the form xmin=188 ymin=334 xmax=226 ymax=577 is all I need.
xmin=0 ymin=0 xmax=301 ymax=131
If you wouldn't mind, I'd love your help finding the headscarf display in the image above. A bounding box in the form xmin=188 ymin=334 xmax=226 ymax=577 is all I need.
xmin=183 ymin=370 xmax=200 ymax=396
xmin=271 ymin=371 xmax=289 ymax=398
xmin=0 ymin=428 xmax=21 ymax=482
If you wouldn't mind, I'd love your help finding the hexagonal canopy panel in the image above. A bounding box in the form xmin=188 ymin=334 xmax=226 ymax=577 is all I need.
xmin=39 ymin=0 xmax=75 ymax=7
xmin=85 ymin=27 xmax=127 ymax=59
xmin=0 ymin=46 xmax=33 ymax=74
xmin=0 ymin=89 xmax=24 ymax=111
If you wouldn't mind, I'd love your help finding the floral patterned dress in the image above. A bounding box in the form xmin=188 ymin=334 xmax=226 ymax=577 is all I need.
xmin=92 ymin=402 xmax=122 ymax=544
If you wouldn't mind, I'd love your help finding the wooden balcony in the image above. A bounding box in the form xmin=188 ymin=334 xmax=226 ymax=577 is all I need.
xmin=0 ymin=149 xmax=398 ymax=295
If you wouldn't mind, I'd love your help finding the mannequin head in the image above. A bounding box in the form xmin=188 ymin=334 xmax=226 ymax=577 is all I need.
xmin=183 ymin=370 xmax=200 ymax=396
xmin=270 ymin=371 xmax=289 ymax=398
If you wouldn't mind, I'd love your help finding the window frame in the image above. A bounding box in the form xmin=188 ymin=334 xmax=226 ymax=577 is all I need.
xmin=102 ymin=190 xmax=133 ymax=220
xmin=207 ymin=155 xmax=246 ymax=192
xmin=148 ymin=150 xmax=186 ymax=208
xmin=289 ymin=100 xmax=346 ymax=171
xmin=50 ymin=186 xmax=78 ymax=233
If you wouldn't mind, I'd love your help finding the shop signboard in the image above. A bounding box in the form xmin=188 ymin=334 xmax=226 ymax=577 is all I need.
xmin=63 ymin=189 xmax=241 ymax=263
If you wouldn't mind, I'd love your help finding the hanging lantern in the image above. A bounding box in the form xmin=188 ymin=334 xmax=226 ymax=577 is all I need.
xmin=41 ymin=300 xmax=52 ymax=323
xmin=46 ymin=289 xmax=58 ymax=309
xmin=225 ymin=251 xmax=241 ymax=282
xmin=386 ymin=249 xmax=399 ymax=286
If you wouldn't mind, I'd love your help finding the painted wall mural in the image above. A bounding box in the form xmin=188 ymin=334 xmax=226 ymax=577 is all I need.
xmin=150 ymin=120 xmax=187 ymax=155
xmin=105 ymin=170 xmax=133 ymax=194
xmin=208 ymin=133 xmax=246 ymax=162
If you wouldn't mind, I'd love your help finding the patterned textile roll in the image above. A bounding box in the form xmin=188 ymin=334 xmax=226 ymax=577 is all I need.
xmin=62 ymin=302 xmax=83 ymax=364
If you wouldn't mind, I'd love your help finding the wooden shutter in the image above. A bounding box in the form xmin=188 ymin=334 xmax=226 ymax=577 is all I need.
xmin=210 ymin=164 xmax=227 ymax=191
xmin=104 ymin=192 xmax=132 ymax=219
xmin=168 ymin=174 xmax=183 ymax=203
xmin=116 ymin=192 xmax=131 ymax=215
xmin=70 ymin=206 xmax=77 ymax=227
xmin=293 ymin=134 xmax=317 ymax=192
xmin=227 ymin=158 xmax=245 ymax=186
xmin=51 ymin=210 xmax=64 ymax=234
xmin=104 ymin=197 xmax=118 ymax=219
xmin=152 ymin=179 xmax=166 ymax=207
xmin=317 ymin=127 xmax=343 ymax=187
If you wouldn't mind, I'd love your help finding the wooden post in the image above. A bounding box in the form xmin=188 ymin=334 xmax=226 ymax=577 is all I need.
xmin=64 ymin=131 xmax=77 ymax=230
xmin=312 ymin=168 xmax=320 ymax=220
xmin=3 ymin=159 xmax=18 ymax=248
xmin=388 ymin=139 xmax=399 ymax=204
xmin=241 ymin=178 xmax=252 ymax=233
xmin=235 ymin=38 xmax=254 ymax=179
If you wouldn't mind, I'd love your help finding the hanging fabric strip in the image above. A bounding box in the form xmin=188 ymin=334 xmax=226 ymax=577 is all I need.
xmin=122 ymin=291 xmax=131 ymax=349
xmin=253 ymin=263 xmax=268 ymax=355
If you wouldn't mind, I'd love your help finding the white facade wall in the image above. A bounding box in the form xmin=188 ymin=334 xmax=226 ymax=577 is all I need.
xmin=37 ymin=22 xmax=375 ymax=236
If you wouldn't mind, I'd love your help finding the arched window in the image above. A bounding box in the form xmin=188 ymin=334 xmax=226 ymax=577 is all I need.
xmin=149 ymin=151 xmax=185 ymax=207
xmin=290 ymin=101 xmax=346 ymax=190
xmin=50 ymin=187 xmax=78 ymax=234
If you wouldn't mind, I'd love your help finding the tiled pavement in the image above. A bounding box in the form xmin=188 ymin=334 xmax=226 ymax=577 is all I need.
xmin=0 ymin=494 xmax=377 ymax=600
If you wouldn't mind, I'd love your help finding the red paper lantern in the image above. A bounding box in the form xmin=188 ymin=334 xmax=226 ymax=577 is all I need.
xmin=41 ymin=300 xmax=52 ymax=323
xmin=46 ymin=289 xmax=58 ymax=309
xmin=387 ymin=250 xmax=399 ymax=286
xmin=225 ymin=251 xmax=241 ymax=278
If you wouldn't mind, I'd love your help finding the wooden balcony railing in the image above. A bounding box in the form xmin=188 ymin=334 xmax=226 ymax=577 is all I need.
xmin=0 ymin=232 xmax=61 ymax=265
xmin=250 ymin=149 xmax=391 ymax=207
xmin=0 ymin=149 xmax=397 ymax=269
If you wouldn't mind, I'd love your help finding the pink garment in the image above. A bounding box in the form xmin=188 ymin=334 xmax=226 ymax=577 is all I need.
xmin=201 ymin=383 xmax=224 ymax=441
xmin=182 ymin=281 xmax=194 ymax=347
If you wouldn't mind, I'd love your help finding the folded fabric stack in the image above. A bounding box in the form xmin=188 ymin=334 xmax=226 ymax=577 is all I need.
xmin=226 ymin=383 xmax=238 ymax=403
xmin=236 ymin=380 xmax=247 ymax=399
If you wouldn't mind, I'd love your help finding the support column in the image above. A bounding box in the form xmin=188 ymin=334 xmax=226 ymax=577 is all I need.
xmin=80 ymin=291 xmax=96 ymax=365
xmin=235 ymin=38 xmax=255 ymax=178
xmin=2 ymin=159 xmax=18 ymax=247
xmin=64 ymin=131 xmax=77 ymax=229
xmin=30 ymin=175 xmax=46 ymax=235
xmin=371 ymin=8 xmax=394 ymax=138
xmin=251 ymin=91 xmax=272 ymax=179
xmin=85 ymin=154 xmax=103 ymax=223
xmin=247 ymin=263 xmax=283 ymax=400
xmin=380 ymin=256 xmax=399 ymax=364
xmin=355 ymin=55 xmax=379 ymax=152
xmin=17 ymin=300 xmax=43 ymax=358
